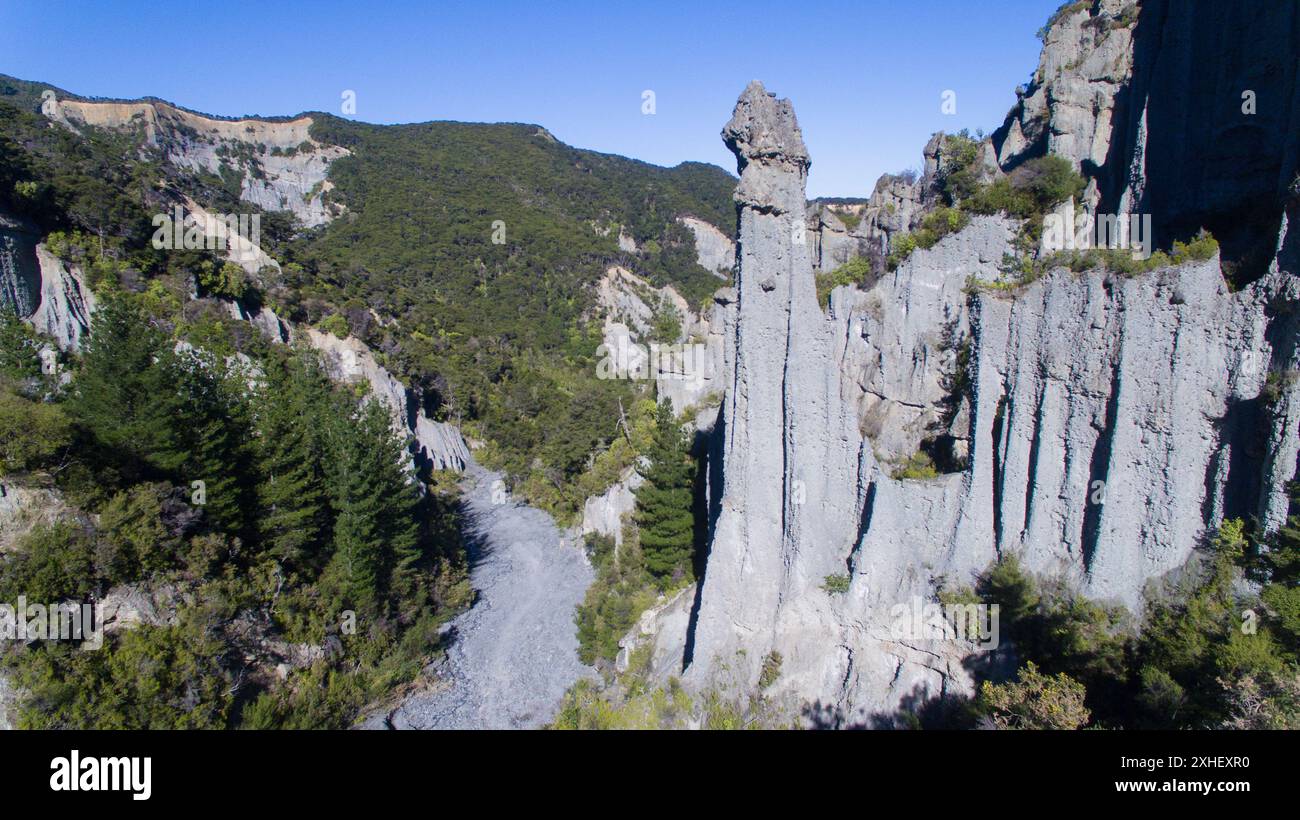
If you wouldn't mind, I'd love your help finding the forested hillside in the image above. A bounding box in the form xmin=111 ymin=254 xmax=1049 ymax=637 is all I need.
xmin=281 ymin=114 xmax=733 ymax=506
xmin=0 ymin=71 xmax=737 ymax=727
xmin=0 ymin=72 xmax=736 ymax=514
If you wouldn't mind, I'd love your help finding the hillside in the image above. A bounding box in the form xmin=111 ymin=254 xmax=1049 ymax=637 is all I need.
xmin=0 ymin=72 xmax=737 ymax=510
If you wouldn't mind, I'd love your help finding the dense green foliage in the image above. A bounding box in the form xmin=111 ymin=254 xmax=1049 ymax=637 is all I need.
xmin=268 ymin=115 xmax=733 ymax=509
xmin=574 ymin=532 xmax=659 ymax=666
xmin=974 ymin=230 xmax=1221 ymax=292
xmin=0 ymin=73 xmax=736 ymax=518
xmin=633 ymin=401 xmax=697 ymax=584
xmin=575 ymin=401 xmax=702 ymax=664
xmin=815 ymin=257 xmax=871 ymax=307
xmin=885 ymin=127 xmax=1087 ymax=271
xmin=917 ymin=517 xmax=1300 ymax=730
xmin=0 ymin=295 xmax=470 ymax=729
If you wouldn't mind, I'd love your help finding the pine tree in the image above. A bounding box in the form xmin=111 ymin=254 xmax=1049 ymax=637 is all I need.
xmin=254 ymin=354 xmax=331 ymax=568
xmin=633 ymin=400 xmax=696 ymax=584
xmin=0 ymin=307 xmax=42 ymax=381
xmin=67 ymin=295 xmax=171 ymax=468
xmin=153 ymin=350 xmax=253 ymax=536
xmin=324 ymin=398 xmax=421 ymax=612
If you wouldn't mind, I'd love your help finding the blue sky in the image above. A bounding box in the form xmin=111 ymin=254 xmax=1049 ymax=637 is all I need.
xmin=0 ymin=0 xmax=1062 ymax=198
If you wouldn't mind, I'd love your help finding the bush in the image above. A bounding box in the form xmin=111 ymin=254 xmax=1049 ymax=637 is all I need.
xmin=979 ymin=662 xmax=1091 ymax=729
xmin=892 ymin=451 xmax=939 ymax=480
xmin=197 ymin=261 xmax=250 ymax=300
xmin=758 ymin=651 xmax=783 ymax=690
xmin=574 ymin=534 xmax=659 ymax=665
xmin=886 ymin=233 xmax=919 ymax=270
xmin=96 ymin=483 xmax=182 ymax=582
xmin=0 ymin=388 xmax=70 ymax=474
xmin=0 ymin=522 xmax=98 ymax=603
xmin=822 ymin=573 xmax=851 ymax=595
xmin=886 ymin=208 xmax=971 ymax=270
xmin=317 ymin=312 xmax=349 ymax=339
xmin=815 ymin=257 xmax=870 ymax=307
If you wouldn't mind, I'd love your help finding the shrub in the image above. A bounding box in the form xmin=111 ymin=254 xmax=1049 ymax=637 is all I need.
xmin=0 ymin=522 xmax=98 ymax=603
xmin=886 ymin=208 xmax=971 ymax=270
xmin=1013 ymin=156 xmax=1087 ymax=212
xmin=892 ymin=451 xmax=940 ymax=480
xmin=318 ymin=312 xmax=349 ymax=339
xmin=822 ymin=573 xmax=851 ymax=595
xmin=96 ymin=483 xmax=182 ymax=581
xmin=758 ymin=651 xmax=783 ymax=690
xmin=197 ymin=261 xmax=250 ymax=300
xmin=886 ymin=233 xmax=918 ymax=270
xmin=1174 ymin=230 xmax=1219 ymax=262
xmin=0 ymin=388 xmax=70 ymax=474
xmin=815 ymin=257 xmax=871 ymax=306
xmin=979 ymin=662 xmax=1091 ymax=729
xmin=1037 ymin=0 xmax=1092 ymax=42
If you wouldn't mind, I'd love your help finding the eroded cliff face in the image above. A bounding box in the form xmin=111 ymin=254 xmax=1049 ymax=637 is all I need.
xmin=304 ymin=328 xmax=471 ymax=474
xmin=656 ymin=77 xmax=1300 ymax=725
xmin=0 ymin=211 xmax=97 ymax=351
xmin=49 ymin=98 xmax=348 ymax=228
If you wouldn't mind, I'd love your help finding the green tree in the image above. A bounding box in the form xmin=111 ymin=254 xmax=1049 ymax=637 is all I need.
xmin=66 ymin=295 xmax=172 ymax=470
xmin=324 ymin=398 xmax=420 ymax=613
xmin=0 ymin=307 xmax=43 ymax=380
xmin=96 ymin=483 xmax=179 ymax=581
xmin=14 ymin=617 xmax=232 ymax=729
xmin=633 ymin=400 xmax=695 ymax=584
xmin=254 ymin=354 xmax=331 ymax=568
xmin=1262 ymin=482 xmax=1300 ymax=656
xmin=0 ymin=521 xmax=97 ymax=603
xmin=157 ymin=351 xmax=254 ymax=536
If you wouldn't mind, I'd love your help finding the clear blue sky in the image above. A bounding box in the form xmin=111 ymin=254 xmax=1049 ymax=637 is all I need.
xmin=0 ymin=0 xmax=1062 ymax=198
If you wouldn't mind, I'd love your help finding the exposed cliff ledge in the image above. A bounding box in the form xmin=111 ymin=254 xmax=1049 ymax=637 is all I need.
xmin=652 ymin=80 xmax=1300 ymax=725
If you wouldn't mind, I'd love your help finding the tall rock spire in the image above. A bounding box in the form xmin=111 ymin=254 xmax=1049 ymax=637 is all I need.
xmin=685 ymin=82 xmax=840 ymax=690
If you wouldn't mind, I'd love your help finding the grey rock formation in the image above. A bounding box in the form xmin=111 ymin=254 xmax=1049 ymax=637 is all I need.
xmin=97 ymin=583 xmax=185 ymax=634
xmin=992 ymin=0 xmax=1300 ymax=280
xmin=0 ymin=482 xmax=74 ymax=554
xmin=0 ymin=212 xmax=41 ymax=317
xmin=677 ymin=215 xmax=735 ymax=278
xmin=650 ymin=80 xmax=1300 ymax=725
xmin=595 ymin=265 xmax=727 ymax=415
xmin=995 ymin=0 xmax=1137 ymax=191
xmin=581 ymin=465 xmax=643 ymax=549
xmin=376 ymin=467 xmax=595 ymax=729
xmin=0 ymin=672 xmax=13 ymax=730
xmin=0 ymin=211 xmax=96 ymax=352
xmin=806 ymin=204 xmax=873 ymax=272
xmin=30 ymin=245 xmax=96 ymax=351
